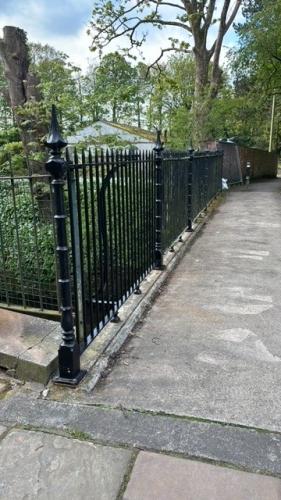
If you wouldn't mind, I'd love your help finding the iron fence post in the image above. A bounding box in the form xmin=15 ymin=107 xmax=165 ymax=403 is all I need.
xmin=186 ymin=147 xmax=194 ymax=232
xmin=45 ymin=105 xmax=85 ymax=385
xmin=67 ymin=159 xmax=85 ymax=344
xmin=154 ymin=130 xmax=164 ymax=270
xmin=217 ymin=151 xmax=223 ymax=193
xmin=204 ymin=155 xmax=209 ymax=211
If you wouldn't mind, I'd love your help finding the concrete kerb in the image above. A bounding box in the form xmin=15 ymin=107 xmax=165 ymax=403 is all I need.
xmin=80 ymin=192 xmax=225 ymax=393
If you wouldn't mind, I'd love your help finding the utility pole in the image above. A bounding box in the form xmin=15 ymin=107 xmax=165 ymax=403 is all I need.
xmin=269 ymin=94 xmax=276 ymax=152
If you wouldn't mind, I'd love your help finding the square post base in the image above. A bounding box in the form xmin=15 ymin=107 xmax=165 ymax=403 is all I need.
xmin=54 ymin=342 xmax=85 ymax=386
xmin=53 ymin=369 xmax=87 ymax=386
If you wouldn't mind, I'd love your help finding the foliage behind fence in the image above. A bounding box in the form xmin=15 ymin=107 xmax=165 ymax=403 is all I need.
xmin=0 ymin=173 xmax=58 ymax=312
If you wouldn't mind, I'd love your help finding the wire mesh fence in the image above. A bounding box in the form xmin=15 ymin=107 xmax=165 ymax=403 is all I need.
xmin=0 ymin=173 xmax=58 ymax=312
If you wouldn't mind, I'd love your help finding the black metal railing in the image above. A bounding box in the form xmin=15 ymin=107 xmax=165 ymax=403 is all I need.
xmin=162 ymin=150 xmax=189 ymax=251
xmin=66 ymin=147 xmax=155 ymax=349
xmin=161 ymin=149 xmax=223 ymax=252
xmin=191 ymin=151 xmax=223 ymax=223
xmin=0 ymin=108 xmax=223 ymax=383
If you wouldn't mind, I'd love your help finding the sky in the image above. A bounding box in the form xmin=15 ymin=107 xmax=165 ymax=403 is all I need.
xmin=0 ymin=0 xmax=244 ymax=72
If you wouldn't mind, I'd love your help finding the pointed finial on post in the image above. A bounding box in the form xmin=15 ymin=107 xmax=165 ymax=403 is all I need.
xmin=154 ymin=129 xmax=164 ymax=153
xmin=45 ymin=104 xmax=67 ymax=153
xmin=45 ymin=105 xmax=68 ymax=179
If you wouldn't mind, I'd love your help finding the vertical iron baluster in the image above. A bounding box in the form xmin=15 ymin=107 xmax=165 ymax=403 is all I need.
xmin=187 ymin=147 xmax=194 ymax=232
xmin=0 ymin=186 xmax=9 ymax=305
xmin=131 ymin=151 xmax=140 ymax=293
xmin=128 ymin=150 xmax=137 ymax=292
xmin=220 ymin=151 xmax=224 ymax=193
xmin=110 ymin=149 xmax=120 ymax=307
xmin=88 ymin=148 xmax=100 ymax=335
xmin=133 ymin=151 xmax=140 ymax=289
xmin=150 ymin=151 xmax=155 ymax=266
xmin=119 ymin=150 xmax=128 ymax=300
xmin=74 ymin=147 xmax=87 ymax=343
xmin=115 ymin=150 xmax=124 ymax=306
xmin=49 ymin=174 xmax=61 ymax=312
xmin=29 ymin=176 xmax=44 ymax=310
xmin=105 ymin=149 xmax=115 ymax=318
xmin=10 ymin=172 xmax=26 ymax=307
xmin=140 ymin=150 xmax=146 ymax=276
xmin=82 ymin=149 xmax=94 ymax=343
xmin=98 ymin=149 xmax=109 ymax=324
xmin=94 ymin=148 xmax=105 ymax=328
xmin=123 ymin=150 xmax=131 ymax=296
xmin=45 ymin=105 xmax=85 ymax=385
xmin=177 ymin=156 xmax=184 ymax=242
xmin=141 ymin=150 xmax=147 ymax=276
xmin=204 ymin=155 xmax=208 ymax=211
xmin=136 ymin=151 xmax=142 ymax=278
xmin=144 ymin=150 xmax=150 ymax=272
xmin=154 ymin=130 xmax=164 ymax=269
xmin=66 ymin=148 xmax=84 ymax=345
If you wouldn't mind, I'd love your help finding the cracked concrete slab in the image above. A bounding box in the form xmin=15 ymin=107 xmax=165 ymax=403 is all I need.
xmin=0 ymin=429 xmax=132 ymax=500
xmin=0 ymin=309 xmax=59 ymax=383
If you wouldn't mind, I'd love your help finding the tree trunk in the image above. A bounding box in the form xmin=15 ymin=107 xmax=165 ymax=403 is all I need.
xmin=0 ymin=26 xmax=47 ymax=172
xmin=192 ymin=50 xmax=213 ymax=148
xmin=112 ymin=100 xmax=117 ymax=122
xmin=137 ymin=98 xmax=141 ymax=128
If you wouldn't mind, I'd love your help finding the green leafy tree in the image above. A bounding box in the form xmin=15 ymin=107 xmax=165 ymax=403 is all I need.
xmin=29 ymin=43 xmax=82 ymax=134
xmin=86 ymin=52 xmax=139 ymax=123
xmin=88 ymin=0 xmax=242 ymax=146
xmin=231 ymin=0 xmax=281 ymax=148
xmin=146 ymin=54 xmax=195 ymax=148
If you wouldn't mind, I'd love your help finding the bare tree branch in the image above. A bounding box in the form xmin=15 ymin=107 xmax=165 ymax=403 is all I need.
xmin=145 ymin=46 xmax=191 ymax=75
xmin=149 ymin=1 xmax=186 ymax=11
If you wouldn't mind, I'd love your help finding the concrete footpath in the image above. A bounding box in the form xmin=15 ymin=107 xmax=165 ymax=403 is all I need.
xmin=0 ymin=178 xmax=281 ymax=499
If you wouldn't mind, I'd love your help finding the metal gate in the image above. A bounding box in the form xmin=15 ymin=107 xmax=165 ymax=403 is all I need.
xmin=66 ymin=147 xmax=156 ymax=351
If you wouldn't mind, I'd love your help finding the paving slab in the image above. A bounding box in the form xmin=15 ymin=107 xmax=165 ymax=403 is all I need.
xmin=1 ymin=397 xmax=281 ymax=477
xmin=0 ymin=309 xmax=59 ymax=383
xmin=0 ymin=429 xmax=132 ymax=500
xmin=124 ymin=452 xmax=281 ymax=500
xmin=91 ymin=179 xmax=281 ymax=432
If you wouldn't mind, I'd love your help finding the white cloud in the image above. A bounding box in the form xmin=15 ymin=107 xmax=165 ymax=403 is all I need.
xmin=0 ymin=0 xmax=243 ymax=72
xmin=0 ymin=0 xmax=95 ymax=71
